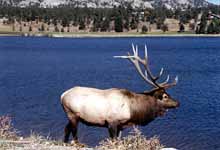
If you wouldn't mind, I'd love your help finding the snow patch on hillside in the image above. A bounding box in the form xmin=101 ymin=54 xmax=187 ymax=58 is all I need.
xmin=0 ymin=0 xmax=212 ymax=9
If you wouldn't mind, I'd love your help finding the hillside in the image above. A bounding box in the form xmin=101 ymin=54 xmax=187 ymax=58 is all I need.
xmin=0 ymin=0 xmax=213 ymax=9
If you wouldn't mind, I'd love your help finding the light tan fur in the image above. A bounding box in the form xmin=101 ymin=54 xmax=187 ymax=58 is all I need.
xmin=61 ymin=86 xmax=131 ymax=125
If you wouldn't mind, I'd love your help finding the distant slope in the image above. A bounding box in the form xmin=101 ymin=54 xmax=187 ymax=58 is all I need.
xmin=0 ymin=0 xmax=213 ymax=9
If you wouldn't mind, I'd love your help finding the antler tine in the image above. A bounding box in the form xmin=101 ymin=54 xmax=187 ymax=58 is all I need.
xmin=132 ymin=43 xmax=136 ymax=55
xmin=161 ymin=76 xmax=178 ymax=89
xmin=144 ymin=44 xmax=147 ymax=65
xmin=159 ymin=68 xmax=164 ymax=76
xmin=159 ymin=75 xmax=170 ymax=86
xmin=136 ymin=45 xmax=138 ymax=56
xmin=144 ymin=45 xmax=167 ymax=83
xmin=143 ymin=45 xmax=159 ymax=83
xmin=175 ymin=76 xmax=178 ymax=83
xmin=153 ymin=67 xmax=164 ymax=81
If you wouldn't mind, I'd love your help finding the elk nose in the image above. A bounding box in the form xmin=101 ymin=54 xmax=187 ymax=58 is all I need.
xmin=176 ymin=101 xmax=180 ymax=107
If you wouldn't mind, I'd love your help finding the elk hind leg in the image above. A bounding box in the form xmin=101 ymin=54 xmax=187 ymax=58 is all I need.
xmin=64 ymin=112 xmax=79 ymax=143
xmin=64 ymin=121 xmax=71 ymax=143
xmin=108 ymin=122 xmax=120 ymax=139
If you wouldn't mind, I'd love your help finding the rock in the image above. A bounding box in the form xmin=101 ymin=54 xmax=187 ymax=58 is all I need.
xmin=161 ymin=148 xmax=178 ymax=150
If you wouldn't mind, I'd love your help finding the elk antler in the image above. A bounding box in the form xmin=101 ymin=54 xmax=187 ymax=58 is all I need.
xmin=114 ymin=44 xmax=178 ymax=89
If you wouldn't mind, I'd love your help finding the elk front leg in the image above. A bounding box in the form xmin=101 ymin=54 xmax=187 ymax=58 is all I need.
xmin=108 ymin=122 xmax=120 ymax=139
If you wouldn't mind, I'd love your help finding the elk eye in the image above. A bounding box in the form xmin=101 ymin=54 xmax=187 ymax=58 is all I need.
xmin=158 ymin=95 xmax=163 ymax=100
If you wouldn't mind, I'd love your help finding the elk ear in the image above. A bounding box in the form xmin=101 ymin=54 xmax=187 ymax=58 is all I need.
xmin=144 ymin=88 xmax=165 ymax=96
xmin=143 ymin=88 xmax=160 ymax=96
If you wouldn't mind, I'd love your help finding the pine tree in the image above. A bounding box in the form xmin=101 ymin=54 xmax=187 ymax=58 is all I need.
xmin=130 ymin=17 xmax=137 ymax=30
xmin=19 ymin=26 xmax=22 ymax=32
xmin=124 ymin=17 xmax=130 ymax=31
xmin=41 ymin=24 xmax=45 ymax=31
xmin=79 ymin=20 xmax=86 ymax=30
xmin=100 ymin=18 xmax=110 ymax=32
xmin=179 ymin=23 xmax=185 ymax=32
xmin=114 ymin=10 xmax=123 ymax=32
xmin=55 ymin=25 xmax=59 ymax=32
xmin=207 ymin=22 xmax=215 ymax=34
xmin=29 ymin=26 xmax=32 ymax=32
xmin=62 ymin=17 xmax=69 ymax=27
xmin=162 ymin=24 xmax=168 ymax=32
xmin=141 ymin=25 xmax=148 ymax=33
xmin=92 ymin=14 xmax=101 ymax=32
xmin=197 ymin=13 xmax=208 ymax=34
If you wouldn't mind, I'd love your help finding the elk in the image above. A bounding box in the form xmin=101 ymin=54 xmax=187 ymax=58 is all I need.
xmin=61 ymin=44 xmax=179 ymax=143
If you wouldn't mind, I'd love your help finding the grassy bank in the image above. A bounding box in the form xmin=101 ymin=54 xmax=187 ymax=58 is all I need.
xmin=0 ymin=116 xmax=164 ymax=150
xmin=1 ymin=31 xmax=220 ymax=38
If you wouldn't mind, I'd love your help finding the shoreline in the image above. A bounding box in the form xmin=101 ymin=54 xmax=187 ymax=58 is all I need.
xmin=1 ymin=32 xmax=220 ymax=38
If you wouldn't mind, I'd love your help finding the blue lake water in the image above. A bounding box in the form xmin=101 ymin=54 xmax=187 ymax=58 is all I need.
xmin=0 ymin=36 xmax=220 ymax=150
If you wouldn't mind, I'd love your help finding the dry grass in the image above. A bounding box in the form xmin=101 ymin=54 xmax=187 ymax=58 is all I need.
xmin=0 ymin=116 xmax=18 ymax=140
xmin=97 ymin=127 xmax=163 ymax=150
xmin=0 ymin=116 xmax=164 ymax=150
xmin=0 ymin=116 xmax=86 ymax=150
xmin=0 ymin=131 xmax=85 ymax=150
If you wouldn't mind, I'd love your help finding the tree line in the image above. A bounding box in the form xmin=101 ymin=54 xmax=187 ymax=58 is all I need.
xmin=0 ymin=4 xmax=220 ymax=33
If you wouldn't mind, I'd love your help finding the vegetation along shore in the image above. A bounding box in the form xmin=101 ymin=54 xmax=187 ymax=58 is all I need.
xmin=2 ymin=31 xmax=220 ymax=38
xmin=0 ymin=115 xmax=177 ymax=150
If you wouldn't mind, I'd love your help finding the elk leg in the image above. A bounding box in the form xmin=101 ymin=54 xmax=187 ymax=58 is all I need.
xmin=64 ymin=121 xmax=71 ymax=143
xmin=64 ymin=111 xmax=79 ymax=143
xmin=117 ymin=126 xmax=122 ymax=138
xmin=69 ymin=116 xmax=79 ymax=141
xmin=108 ymin=122 xmax=119 ymax=139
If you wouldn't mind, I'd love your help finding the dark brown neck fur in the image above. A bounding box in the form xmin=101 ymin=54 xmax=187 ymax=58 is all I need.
xmin=120 ymin=89 xmax=164 ymax=126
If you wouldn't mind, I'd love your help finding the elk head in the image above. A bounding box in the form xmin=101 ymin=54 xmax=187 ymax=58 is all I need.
xmin=115 ymin=44 xmax=180 ymax=111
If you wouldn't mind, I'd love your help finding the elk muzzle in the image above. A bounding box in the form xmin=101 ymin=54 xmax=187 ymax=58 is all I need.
xmin=165 ymin=99 xmax=180 ymax=109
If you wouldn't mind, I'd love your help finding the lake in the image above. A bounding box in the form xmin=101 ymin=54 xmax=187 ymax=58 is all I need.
xmin=0 ymin=36 xmax=219 ymax=150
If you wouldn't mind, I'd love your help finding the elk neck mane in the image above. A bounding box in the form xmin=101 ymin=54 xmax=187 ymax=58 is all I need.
xmin=120 ymin=89 xmax=162 ymax=126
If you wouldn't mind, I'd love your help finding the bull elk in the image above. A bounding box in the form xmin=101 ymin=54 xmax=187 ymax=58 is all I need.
xmin=61 ymin=44 xmax=179 ymax=143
